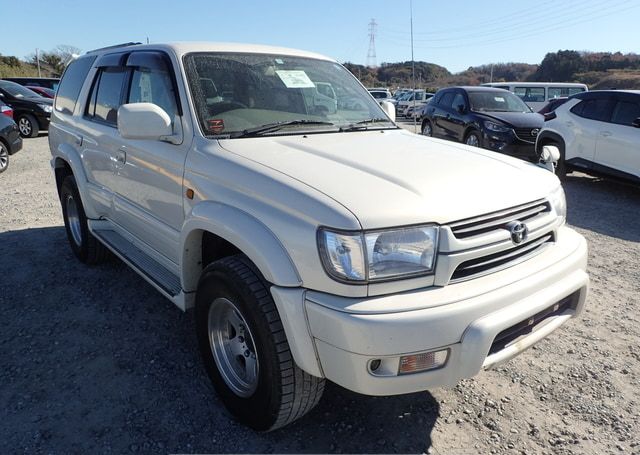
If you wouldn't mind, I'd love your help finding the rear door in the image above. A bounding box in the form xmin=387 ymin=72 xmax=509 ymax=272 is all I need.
xmin=566 ymin=95 xmax=614 ymax=165
xmin=431 ymin=91 xmax=455 ymax=139
xmin=594 ymin=94 xmax=640 ymax=178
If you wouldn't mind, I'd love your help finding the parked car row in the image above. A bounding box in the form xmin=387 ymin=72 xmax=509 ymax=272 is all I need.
xmin=0 ymin=80 xmax=53 ymax=138
xmin=0 ymin=100 xmax=23 ymax=173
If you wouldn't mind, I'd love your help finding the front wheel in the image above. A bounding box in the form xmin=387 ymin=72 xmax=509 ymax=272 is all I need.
xmin=465 ymin=130 xmax=481 ymax=147
xmin=195 ymin=256 xmax=325 ymax=431
xmin=0 ymin=142 xmax=9 ymax=173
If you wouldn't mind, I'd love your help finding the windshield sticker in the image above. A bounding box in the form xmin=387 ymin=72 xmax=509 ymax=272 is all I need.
xmin=207 ymin=119 xmax=225 ymax=134
xmin=494 ymin=97 xmax=506 ymax=102
xmin=275 ymin=70 xmax=315 ymax=88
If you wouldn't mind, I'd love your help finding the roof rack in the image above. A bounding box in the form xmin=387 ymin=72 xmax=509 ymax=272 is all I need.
xmin=86 ymin=42 xmax=142 ymax=54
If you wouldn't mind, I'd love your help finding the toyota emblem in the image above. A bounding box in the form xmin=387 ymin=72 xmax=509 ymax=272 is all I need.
xmin=506 ymin=220 xmax=528 ymax=244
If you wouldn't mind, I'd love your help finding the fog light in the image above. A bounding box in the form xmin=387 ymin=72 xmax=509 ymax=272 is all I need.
xmin=369 ymin=359 xmax=381 ymax=372
xmin=399 ymin=349 xmax=449 ymax=374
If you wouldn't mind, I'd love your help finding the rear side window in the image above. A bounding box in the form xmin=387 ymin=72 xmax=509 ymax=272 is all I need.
xmin=439 ymin=92 xmax=455 ymax=108
xmin=611 ymin=100 xmax=640 ymax=126
xmin=85 ymin=67 xmax=127 ymax=125
xmin=55 ymin=56 xmax=97 ymax=115
xmin=514 ymin=87 xmax=545 ymax=103
xmin=548 ymin=87 xmax=585 ymax=99
xmin=570 ymin=98 xmax=613 ymax=122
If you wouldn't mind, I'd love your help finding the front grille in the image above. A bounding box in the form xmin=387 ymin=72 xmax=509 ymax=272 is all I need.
xmin=451 ymin=233 xmax=554 ymax=282
xmin=487 ymin=292 xmax=578 ymax=355
xmin=449 ymin=199 xmax=551 ymax=239
xmin=514 ymin=127 xmax=539 ymax=143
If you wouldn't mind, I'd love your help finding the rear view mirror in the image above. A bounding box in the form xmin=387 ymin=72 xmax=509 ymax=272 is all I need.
xmin=632 ymin=117 xmax=640 ymax=128
xmin=380 ymin=100 xmax=396 ymax=122
xmin=118 ymin=103 xmax=172 ymax=140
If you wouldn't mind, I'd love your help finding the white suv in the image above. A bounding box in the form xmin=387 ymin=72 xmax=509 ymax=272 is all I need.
xmin=536 ymin=90 xmax=640 ymax=182
xmin=49 ymin=42 xmax=589 ymax=431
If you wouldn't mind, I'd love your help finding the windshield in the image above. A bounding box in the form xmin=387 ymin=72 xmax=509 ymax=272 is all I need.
xmin=184 ymin=52 xmax=394 ymax=137
xmin=0 ymin=80 xmax=42 ymax=98
xmin=468 ymin=91 xmax=532 ymax=113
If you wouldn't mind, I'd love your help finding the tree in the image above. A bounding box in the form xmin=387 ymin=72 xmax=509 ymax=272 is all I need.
xmin=26 ymin=45 xmax=81 ymax=76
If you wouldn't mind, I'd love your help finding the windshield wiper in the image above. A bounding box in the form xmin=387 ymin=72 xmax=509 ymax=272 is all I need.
xmin=339 ymin=117 xmax=395 ymax=132
xmin=230 ymin=120 xmax=336 ymax=138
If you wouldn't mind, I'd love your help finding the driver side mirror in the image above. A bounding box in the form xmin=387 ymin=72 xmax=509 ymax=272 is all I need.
xmin=632 ymin=117 xmax=640 ymax=128
xmin=118 ymin=103 xmax=172 ymax=140
xmin=381 ymin=100 xmax=396 ymax=122
xmin=456 ymin=104 xmax=466 ymax=114
xmin=541 ymin=145 xmax=560 ymax=163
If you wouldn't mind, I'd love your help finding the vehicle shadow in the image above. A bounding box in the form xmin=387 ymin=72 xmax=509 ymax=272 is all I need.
xmin=0 ymin=226 xmax=439 ymax=454
xmin=563 ymin=173 xmax=640 ymax=243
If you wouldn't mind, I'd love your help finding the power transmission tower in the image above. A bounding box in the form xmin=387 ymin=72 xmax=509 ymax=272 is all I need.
xmin=366 ymin=19 xmax=377 ymax=68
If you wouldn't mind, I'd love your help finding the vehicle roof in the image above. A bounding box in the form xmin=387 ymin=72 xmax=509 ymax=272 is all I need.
xmin=442 ymin=86 xmax=515 ymax=93
xmin=86 ymin=42 xmax=336 ymax=62
xmin=482 ymin=82 xmax=588 ymax=87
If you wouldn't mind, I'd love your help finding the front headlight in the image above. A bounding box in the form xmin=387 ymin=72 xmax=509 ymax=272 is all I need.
xmin=318 ymin=225 xmax=439 ymax=282
xmin=549 ymin=185 xmax=566 ymax=224
xmin=38 ymin=104 xmax=52 ymax=113
xmin=484 ymin=120 xmax=510 ymax=133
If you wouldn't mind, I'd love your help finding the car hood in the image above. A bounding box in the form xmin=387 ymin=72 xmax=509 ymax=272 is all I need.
xmin=475 ymin=111 xmax=544 ymax=128
xmin=218 ymin=129 xmax=558 ymax=229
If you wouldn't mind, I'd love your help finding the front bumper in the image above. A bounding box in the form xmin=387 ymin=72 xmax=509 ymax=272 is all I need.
xmin=7 ymin=126 xmax=22 ymax=154
xmin=482 ymin=130 xmax=538 ymax=161
xmin=289 ymin=227 xmax=588 ymax=396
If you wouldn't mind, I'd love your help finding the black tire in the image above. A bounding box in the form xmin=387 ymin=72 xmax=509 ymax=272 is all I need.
xmin=60 ymin=175 xmax=109 ymax=264
xmin=464 ymin=130 xmax=481 ymax=147
xmin=0 ymin=141 xmax=8 ymax=173
xmin=421 ymin=120 xmax=433 ymax=136
xmin=17 ymin=114 xmax=39 ymax=138
xmin=195 ymin=255 xmax=325 ymax=431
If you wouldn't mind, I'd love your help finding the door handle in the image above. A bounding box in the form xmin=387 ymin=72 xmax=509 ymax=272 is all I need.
xmin=600 ymin=131 xmax=612 ymax=137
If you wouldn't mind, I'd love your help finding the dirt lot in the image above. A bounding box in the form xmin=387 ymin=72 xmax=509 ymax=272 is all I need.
xmin=1 ymin=135 xmax=639 ymax=454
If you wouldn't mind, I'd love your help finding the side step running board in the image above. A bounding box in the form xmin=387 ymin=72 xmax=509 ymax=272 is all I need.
xmin=93 ymin=229 xmax=182 ymax=297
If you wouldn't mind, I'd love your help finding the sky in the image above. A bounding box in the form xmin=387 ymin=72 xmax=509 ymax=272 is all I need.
xmin=2 ymin=0 xmax=639 ymax=73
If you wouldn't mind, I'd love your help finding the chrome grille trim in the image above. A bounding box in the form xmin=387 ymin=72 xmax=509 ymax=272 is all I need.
xmin=449 ymin=199 xmax=551 ymax=239
xmin=450 ymin=233 xmax=554 ymax=283
xmin=514 ymin=128 xmax=539 ymax=143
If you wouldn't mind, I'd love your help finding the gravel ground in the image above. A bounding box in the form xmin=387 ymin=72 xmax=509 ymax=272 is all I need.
xmin=1 ymin=135 xmax=639 ymax=454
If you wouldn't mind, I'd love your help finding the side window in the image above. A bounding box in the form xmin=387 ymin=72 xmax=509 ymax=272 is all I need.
xmin=570 ymin=98 xmax=613 ymax=122
xmin=611 ymin=100 xmax=640 ymax=126
xmin=128 ymin=66 xmax=179 ymax=119
xmin=452 ymin=93 xmax=466 ymax=110
xmin=85 ymin=67 xmax=127 ymax=125
xmin=515 ymin=87 xmax=545 ymax=102
xmin=439 ymin=92 xmax=455 ymax=109
xmin=55 ymin=55 xmax=97 ymax=115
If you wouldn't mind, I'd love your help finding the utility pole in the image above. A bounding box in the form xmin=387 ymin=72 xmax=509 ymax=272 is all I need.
xmin=366 ymin=19 xmax=377 ymax=68
xmin=36 ymin=48 xmax=41 ymax=78
xmin=410 ymin=0 xmax=416 ymax=130
xmin=490 ymin=63 xmax=494 ymax=83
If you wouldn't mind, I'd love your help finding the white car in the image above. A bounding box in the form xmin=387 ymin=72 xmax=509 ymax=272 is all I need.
xmin=49 ymin=42 xmax=588 ymax=431
xmin=536 ymin=90 xmax=640 ymax=182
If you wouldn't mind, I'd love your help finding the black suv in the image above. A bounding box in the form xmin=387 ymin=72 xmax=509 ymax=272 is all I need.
xmin=421 ymin=86 xmax=544 ymax=161
xmin=0 ymin=80 xmax=53 ymax=137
